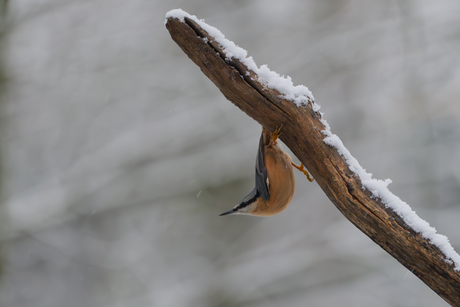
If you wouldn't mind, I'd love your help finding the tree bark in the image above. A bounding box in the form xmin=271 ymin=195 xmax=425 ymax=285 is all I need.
xmin=165 ymin=15 xmax=460 ymax=306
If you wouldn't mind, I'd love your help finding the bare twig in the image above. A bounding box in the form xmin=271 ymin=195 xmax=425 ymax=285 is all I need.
xmin=165 ymin=14 xmax=460 ymax=306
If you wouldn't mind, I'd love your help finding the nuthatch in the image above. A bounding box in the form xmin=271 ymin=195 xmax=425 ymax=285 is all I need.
xmin=220 ymin=126 xmax=313 ymax=217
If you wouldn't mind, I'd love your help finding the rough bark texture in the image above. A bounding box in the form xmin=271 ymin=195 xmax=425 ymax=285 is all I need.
xmin=165 ymin=16 xmax=460 ymax=306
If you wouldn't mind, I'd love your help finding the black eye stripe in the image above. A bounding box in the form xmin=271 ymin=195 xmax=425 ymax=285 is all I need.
xmin=236 ymin=190 xmax=260 ymax=210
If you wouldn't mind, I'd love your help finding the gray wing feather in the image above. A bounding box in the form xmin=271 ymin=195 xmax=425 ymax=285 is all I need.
xmin=255 ymin=131 xmax=270 ymax=201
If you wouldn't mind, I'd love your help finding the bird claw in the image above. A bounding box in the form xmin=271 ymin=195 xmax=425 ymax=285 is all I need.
xmin=270 ymin=125 xmax=283 ymax=145
xmin=292 ymin=163 xmax=314 ymax=182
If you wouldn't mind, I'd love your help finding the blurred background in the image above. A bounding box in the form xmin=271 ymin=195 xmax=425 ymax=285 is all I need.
xmin=0 ymin=1 xmax=459 ymax=306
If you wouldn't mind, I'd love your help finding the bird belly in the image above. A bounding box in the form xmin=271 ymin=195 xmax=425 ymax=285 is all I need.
xmin=254 ymin=148 xmax=295 ymax=216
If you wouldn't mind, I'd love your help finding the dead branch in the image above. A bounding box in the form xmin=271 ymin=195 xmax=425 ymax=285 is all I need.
xmin=165 ymin=14 xmax=460 ymax=306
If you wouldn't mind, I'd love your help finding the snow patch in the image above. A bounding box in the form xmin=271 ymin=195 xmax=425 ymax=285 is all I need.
xmin=322 ymin=121 xmax=460 ymax=270
xmin=165 ymin=9 xmax=315 ymax=107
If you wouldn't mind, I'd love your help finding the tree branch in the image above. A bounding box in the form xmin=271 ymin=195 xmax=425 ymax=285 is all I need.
xmin=165 ymin=12 xmax=460 ymax=306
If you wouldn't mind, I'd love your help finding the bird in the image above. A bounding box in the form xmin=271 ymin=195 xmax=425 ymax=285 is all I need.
xmin=220 ymin=126 xmax=313 ymax=217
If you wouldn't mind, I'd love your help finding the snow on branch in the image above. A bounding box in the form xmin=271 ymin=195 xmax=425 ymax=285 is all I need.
xmin=165 ymin=9 xmax=460 ymax=306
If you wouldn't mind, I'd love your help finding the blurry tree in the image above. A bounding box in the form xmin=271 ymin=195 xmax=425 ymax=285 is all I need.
xmin=0 ymin=0 xmax=9 ymax=281
xmin=0 ymin=1 xmax=459 ymax=307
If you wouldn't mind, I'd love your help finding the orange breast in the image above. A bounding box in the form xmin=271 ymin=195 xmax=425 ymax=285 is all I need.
xmin=253 ymin=144 xmax=295 ymax=217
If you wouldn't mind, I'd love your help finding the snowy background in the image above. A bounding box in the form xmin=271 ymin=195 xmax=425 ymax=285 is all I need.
xmin=1 ymin=1 xmax=460 ymax=307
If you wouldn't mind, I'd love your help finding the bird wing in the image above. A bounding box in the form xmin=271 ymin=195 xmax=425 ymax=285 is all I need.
xmin=255 ymin=130 xmax=270 ymax=201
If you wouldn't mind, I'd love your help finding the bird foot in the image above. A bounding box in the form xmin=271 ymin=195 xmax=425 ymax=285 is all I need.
xmin=292 ymin=163 xmax=314 ymax=182
xmin=270 ymin=126 xmax=283 ymax=145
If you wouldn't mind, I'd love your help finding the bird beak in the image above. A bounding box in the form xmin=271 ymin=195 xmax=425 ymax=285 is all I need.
xmin=219 ymin=208 xmax=236 ymax=216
